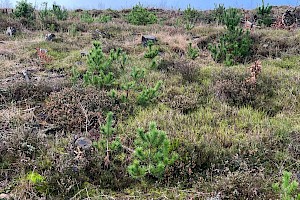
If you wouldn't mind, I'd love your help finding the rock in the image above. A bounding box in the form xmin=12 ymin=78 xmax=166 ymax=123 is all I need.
xmin=75 ymin=61 xmax=83 ymax=66
xmin=45 ymin=33 xmax=56 ymax=41
xmin=92 ymin=29 xmax=111 ymax=39
xmin=75 ymin=9 xmax=83 ymax=12
xmin=262 ymin=44 xmax=269 ymax=48
xmin=282 ymin=10 xmax=297 ymax=27
xmin=21 ymin=70 xmax=30 ymax=83
xmin=75 ymin=137 xmax=92 ymax=151
xmin=80 ymin=51 xmax=89 ymax=57
xmin=0 ymin=193 xmax=11 ymax=199
xmin=6 ymin=27 xmax=16 ymax=36
xmin=142 ymin=35 xmax=157 ymax=47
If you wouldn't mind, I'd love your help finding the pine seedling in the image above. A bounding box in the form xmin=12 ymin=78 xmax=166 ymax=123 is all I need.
xmin=187 ymin=42 xmax=199 ymax=60
xmin=127 ymin=3 xmax=157 ymax=25
xmin=87 ymin=42 xmax=107 ymax=72
xmin=71 ymin=66 xmax=80 ymax=84
xmin=137 ymin=80 xmax=162 ymax=106
xmin=93 ymin=112 xmax=121 ymax=166
xmin=82 ymin=42 xmax=116 ymax=88
xmin=128 ymin=122 xmax=178 ymax=179
xmin=121 ymin=81 xmax=135 ymax=98
xmin=185 ymin=21 xmax=195 ymax=31
xmin=257 ymin=0 xmax=273 ymax=26
xmin=183 ymin=4 xmax=198 ymax=23
xmin=144 ymin=41 xmax=159 ymax=59
xmin=101 ymin=111 xmax=115 ymax=137
xmin=130 ymin=67 xmax=145 ymax=82
xmin=273 ymin=171 xmax=300 ymax=200
xmin=208 ymin=8 xmax=252 ymax=66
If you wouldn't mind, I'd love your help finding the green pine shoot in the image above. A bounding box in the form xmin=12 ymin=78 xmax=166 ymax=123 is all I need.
xmin=128 ymin=122 xmax=178 ymax=179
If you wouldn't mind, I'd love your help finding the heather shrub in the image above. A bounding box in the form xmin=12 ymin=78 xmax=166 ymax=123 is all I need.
xmin=161 ymin=85 xmax=199 ymax=113
xmin=157 ymin=59 xmax=199 ymax=83
xmin=39 ymin=87 xmax=130 ymax=132
xmin=213 ymin=67 xmax=281 ymax=115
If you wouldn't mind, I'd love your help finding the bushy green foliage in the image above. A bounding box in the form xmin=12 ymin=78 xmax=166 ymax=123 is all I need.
xmin=128 ymin=122 xmax=178 ymax=179
xmin=72 ymin=42 xmax=115 ymax=87
xmin=209 ymin=8 xmax=252 ymax=66
xmin=256 ymin=0 xmax=273 ymax=27
xmin=144 ymin=41 xmax=159 ymax=59
xmin=223 ymin=8 xmax=241 ymax=31
xmin=127 ymin=3 xmax=157 ymax=25
xmin=80 ymin=11 xmax=94 ymax=23
xmin=187 ymin=43 xmax=199 ymax=60
xmin=39 ymin=2 xmax=49 ymax=22
xmin=131 ymin=67 xmax=145 ymax=82
xmin=183 ymin=5 xmax=199 ymax=30
xmin=14 ymin=0 xmax=35 ymax=20
xmin=93 ymin=112 xmax=122 ymax=154
xmin=137 ymin=81 xmax=162 ymax=106
xmin=213 ymin=4 xmax=226 ymax=24
xmin=72 ymin=42 xmax=125 ymax=88
xmin=185 ymin=21 xmax=195 ymax=31
xmin=96 ymin=15 xmax=112 ymax=23
xmin=183 ymin=4 xmax=198 ymax=23
xmin=83 ymin=42 xmax=115 ymax=87
xmin=273 ymin=171 xmax=300 ymax=200
xmin=26 ymin=171 xmax=48 ymax=193
xmin=51 ymin=3 xmax=68 ymax=21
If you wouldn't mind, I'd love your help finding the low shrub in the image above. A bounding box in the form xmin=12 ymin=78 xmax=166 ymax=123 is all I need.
xmin=6 ymin=82 xmax=56 ymax=104
xmin=161 ymin=85 xmax=199 ymax=113
xmin=38 ymin=87 xmax=130 ymax=132
xmin=80 ymin=11 xmax=94 ymax=24
xmin=157 ymin=59 xmax=199 ymax=83
xmin=127 ymin=3 xmax=157 ymax=25
xmin=128 ymin=122 xmax=178 ymax=179
xmin=213 ymin=67 xmax=281 ymax=115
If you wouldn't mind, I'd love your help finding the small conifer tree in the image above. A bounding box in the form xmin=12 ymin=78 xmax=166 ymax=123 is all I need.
xmin=273 ymin=171 xmax=300 ymax=200
xmin=81 ymin=42 xmax=119 ymax=88
xmin=93 ymin=112 xmax=121 ymax=166
xmin=137 ymin=81 xmax=162 ymax=106
xmin=187 ymin=42 xmax=199 ymax=60
xmin=127 ymin=3 xmax=157 ymax=25
xmin=128 ymin=122 xmax=178 ymax=179
xmin=208 ymin=8 xmax=252 ymax=66
xmin=144 ymin=41 xmax=159 ymax=59
xmin=256 ymin=0 xmax=273 ymax=27
xmin=14 ymin=0 xmax=35 ymax=20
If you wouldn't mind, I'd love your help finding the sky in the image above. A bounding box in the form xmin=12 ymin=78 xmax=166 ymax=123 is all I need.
xmin=3 ymin=0 xmax=300 ymax=10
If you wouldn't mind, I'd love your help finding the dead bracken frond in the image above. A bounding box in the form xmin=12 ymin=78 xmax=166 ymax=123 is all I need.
xmin=245 ymin=60 xmax=262 ymax=84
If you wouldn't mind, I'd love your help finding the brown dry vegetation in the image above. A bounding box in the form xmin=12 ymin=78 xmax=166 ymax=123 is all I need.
xmin=0 ymin=4 xmax=300 ymax=200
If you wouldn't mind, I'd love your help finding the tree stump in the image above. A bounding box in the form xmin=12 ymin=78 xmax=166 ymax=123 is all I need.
xmin=142 ymin=35 xmax=157 ymax=47
xmin=282 ymin=10 xmax=297 ymax=27
xmin=6 ymin=27 xmax=16 ymax=36
xmin=75 ymin=137 xmax=92 ymax=151
xmin=45 ymin=33 xmax=56 ymax=41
